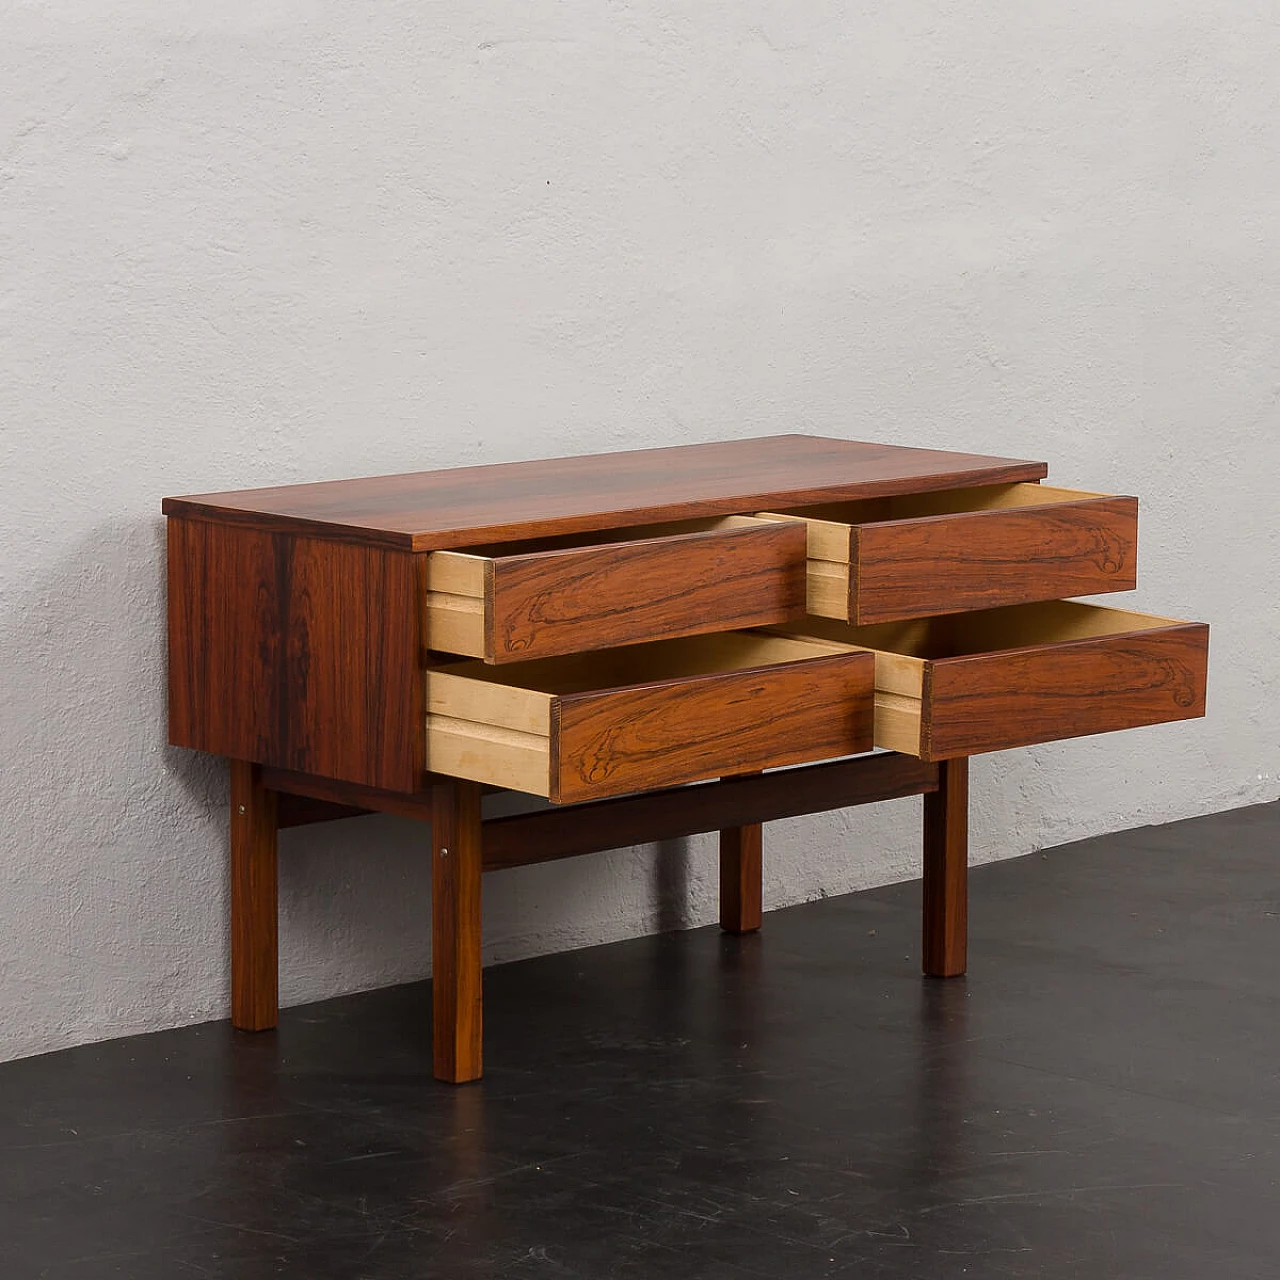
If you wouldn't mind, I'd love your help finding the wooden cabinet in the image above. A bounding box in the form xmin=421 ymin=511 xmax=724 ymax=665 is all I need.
xmin=162 ymin=434 xmax=1209 ymax=1083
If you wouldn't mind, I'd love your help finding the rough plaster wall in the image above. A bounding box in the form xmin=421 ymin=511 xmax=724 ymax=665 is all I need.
xmin=2 ymin=1 xmax=1278 ymax=1063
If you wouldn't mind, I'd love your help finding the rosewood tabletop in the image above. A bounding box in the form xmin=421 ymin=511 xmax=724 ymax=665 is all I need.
xmin=162 ymin=434 xmax=1047 ymax=551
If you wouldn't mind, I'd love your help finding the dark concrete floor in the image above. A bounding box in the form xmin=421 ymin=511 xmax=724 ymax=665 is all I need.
xmin=2 ymin=801 xmax=1278 ymax=1279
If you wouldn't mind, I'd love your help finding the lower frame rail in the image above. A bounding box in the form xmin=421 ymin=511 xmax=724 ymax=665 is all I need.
xmin=263 ymin=754 xmax=939 ymax=872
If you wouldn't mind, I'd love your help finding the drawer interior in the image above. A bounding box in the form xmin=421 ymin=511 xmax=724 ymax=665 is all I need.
xmin=430 ymin=629 xmax=852 ymax=696
xmin=435 ymin=514 xmax=775 ymax=561
xmin=763 ymin=482 xmax=1115 ymax=531
xmin=825 ymin=599 xmax=1190 ymax=662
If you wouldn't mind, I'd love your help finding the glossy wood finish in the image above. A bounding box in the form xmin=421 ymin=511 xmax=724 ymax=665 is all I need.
xmin=167 ymin=518 xmax=422 ymax=791
xmin=430 ymin=779 xmax=484 ymax=1084
xmin=922 ymin=757 xmax=968 ymax=977
xmin=761 ymin=484 xmax=1139 ymax=624
xmin=261 ymin=754 xmax=939 ymax=869
xmin=720 ymin=809 xmax=763 ymax=935
xmin=425 ymin=517 xmax=808 ymax=662
xmin=719 ymin=770 xmax=764 ymax=935
xmin=861 ymin=490 xmax=1137 ymax=623
xmin=779 ymin=603 xmax=1210 ymax=761
xmin=426 ymin=634 xmax=876 ymax=803
xmin=553 ymin=652 xmax=873 ymax=804
xmin=924 ymin=613 xmax=1208 ymax=762
xmin=168 ymin=520 xmax=279 ymax=767
xmin=163 ymin=436 xmax=1048 ymax=551
xmin=483 ymin=755 xmax=937 ymax=869
xmin=162 ymin=436 xmax=1210 ymax=1086
xmin=229 ymin=761 xmax=278 ymax=1031
xmin=263 ymin=766 xmax=439 ymax=823
xmin=275 ymin=792 xmax=373 ymax=829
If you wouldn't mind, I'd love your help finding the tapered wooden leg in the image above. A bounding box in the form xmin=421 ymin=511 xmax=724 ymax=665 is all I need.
xmin=230 ymin=760 xmax=279 ymax=1031
xmin=719 ymin=822 xmax=763 ymax=934
xmin=431 ymin=779 xmax=484 ymax=1083
xmin=923 ymin=757 xmax=968 ymax=977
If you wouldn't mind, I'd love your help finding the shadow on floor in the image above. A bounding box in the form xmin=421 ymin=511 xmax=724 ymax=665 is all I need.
xmin=2 ymin=801 xmax=1278 ymax=1278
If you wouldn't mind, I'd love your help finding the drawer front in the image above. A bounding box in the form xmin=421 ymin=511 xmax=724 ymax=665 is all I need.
xmin=425 ymin=518 xmax=808 ymax=663
xmin=551 ymin=653 xmax=872 ymax=803
xmin=775 ymin=602 xmax=1208 ymax=761
xmin=426 ymin=634 xmax=875 ymax=802
xmin=759 ymin=485 xmax=1139 ymax=625
xmin=919 ymin=620 xmax=1207 ymax=760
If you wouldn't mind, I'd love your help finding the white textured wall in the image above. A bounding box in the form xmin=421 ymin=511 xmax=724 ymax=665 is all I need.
xmin=2 ymin=1 xmax=1277 ymax=1063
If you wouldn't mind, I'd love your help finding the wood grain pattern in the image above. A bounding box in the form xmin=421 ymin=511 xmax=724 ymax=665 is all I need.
xmin=922 ymin=622 xmax=1209 ymax=760
xmin=425 ymin=716 xmax=551 ymax=797
xmin=167 ymin=518 xmax=422 ymax=790
xmin=776 ymin=603 xmax=1210 ymax=762
xmin=550 ymin=651 xmax=875 ymax=804
xmin=483 ymin=754 xmax=937 ymax=869
xmin=229 ymin=760 xmax=278 ymax=1031
xmin=431 ymin=779 xmax=484 ymax=1084
xmin=484 ymin=519 xmax=807 ymax=662
xmin=922 ymin=757 xmax=968 ymax=978
xmin=283 ymin=536 xmax=423 ymax=788
xmin=162 ymin=436 xmax=1047 ymax=551
xmin=262 ymin=766 xmax=439 ymax=823
xmin=261 ymin=754 xmax=939 ymax=867
xmin=720 ymin=776 xmax=763 ymax=935
xmin=850 ymin=495 xmax=1139 ymax=623
xmin=275 ymin=792 xmax=373 ymax=828
xmin=425 ymin=632 xmax=869 ymax=801
xmin=168 ymin=519 xmax=280 ymax=764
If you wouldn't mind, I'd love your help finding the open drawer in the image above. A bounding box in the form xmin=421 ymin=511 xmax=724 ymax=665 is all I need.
xmin=778 ymin=601 xmax=1208 ymax=761
xmin=756 ymin=483 xmax=1138 ymax=624
xmin=425 ymin=632 xmax=874 ymax=803
xmin=424 ymin=517 xmax=808 ymax=663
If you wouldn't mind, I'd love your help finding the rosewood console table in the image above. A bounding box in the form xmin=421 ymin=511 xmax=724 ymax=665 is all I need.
xmin=164 ymin=436 xmax=1208 ymax=1083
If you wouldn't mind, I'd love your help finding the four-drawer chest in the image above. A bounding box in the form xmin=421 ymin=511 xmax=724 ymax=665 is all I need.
xmin=164 ymin=436 xmax=1208 ymax=1082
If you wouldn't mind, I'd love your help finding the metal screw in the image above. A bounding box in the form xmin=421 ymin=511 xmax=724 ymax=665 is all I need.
xmin=440 ymin=847 xmax=449 ymax=858
xmin=237 ymin=805 xmax=246 ymax=815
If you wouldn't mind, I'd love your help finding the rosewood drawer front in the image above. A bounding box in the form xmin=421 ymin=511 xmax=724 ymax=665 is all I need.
xmin=423 ymin=517 xmax=808 ymax=664
xmin=425 ymin=632 xmax=874 ymax=803
xmin=780 ymin=601 xmax=1208 ymax=761
xmin=756 ymin=483 xmax=1138 ymax=625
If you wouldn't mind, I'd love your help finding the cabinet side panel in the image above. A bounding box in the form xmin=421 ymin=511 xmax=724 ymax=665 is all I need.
xmin=166 ymin=518 xmax=423 ymax=790
xmin=167 ymin=517 xmax=282 ymax=762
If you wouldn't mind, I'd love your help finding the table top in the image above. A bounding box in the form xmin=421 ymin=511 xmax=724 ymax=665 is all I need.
xmin=162 ymin=434 xmax=1047 ymax=552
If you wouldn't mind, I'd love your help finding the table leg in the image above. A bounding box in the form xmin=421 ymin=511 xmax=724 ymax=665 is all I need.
xmin=230 ymin=760 xmax=279 ymax=1030
xmin=923 ymin=756 xmax=968 ymax=977
xmin=431 ymin=778 xmax=484 ymax=1083
xmin=719 ymin=810 xmax=763 ymax=934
